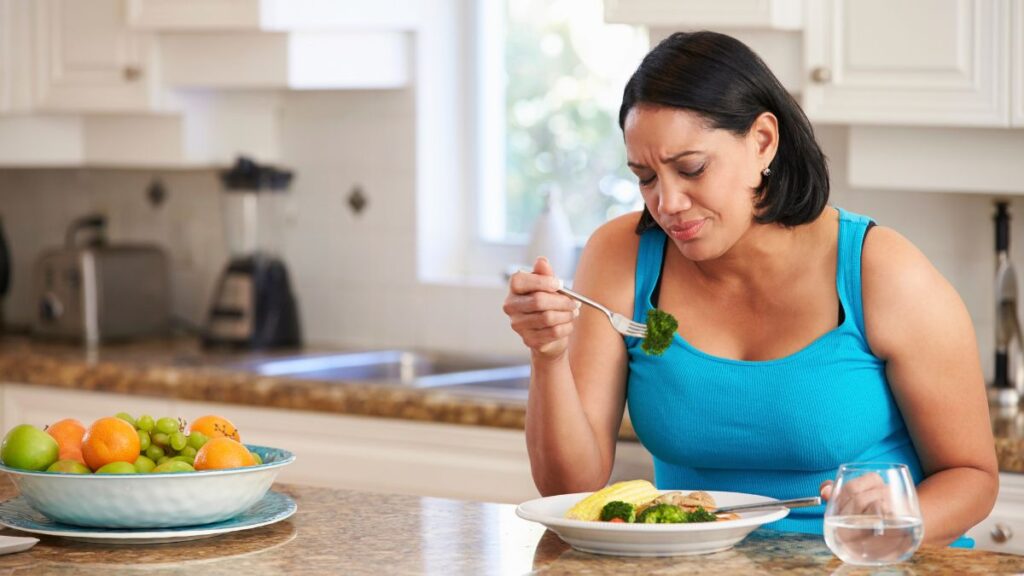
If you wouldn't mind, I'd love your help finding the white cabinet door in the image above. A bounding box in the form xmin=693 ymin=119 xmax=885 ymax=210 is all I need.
xmin=803 ymin=0 xmax=1010 ymax=127
xmin=0 ymin=0 xmax=34 ymax=113
xmin=968 ymin=473 xmax=1024 ymax=555
xmin=603 ymin=0 xmax=803 ymax=29
xmin=32 ymin=0 xmax=156 ymax=112
xmin=0 ymin=383 xmax=172 ymax=432
xmin=1013 ymin=0 xmax=1024 ymax=126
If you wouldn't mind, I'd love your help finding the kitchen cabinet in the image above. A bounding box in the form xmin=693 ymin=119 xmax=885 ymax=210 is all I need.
xmin=31 ymin=0 xmax=158 ymax=112
xmin=127 ymin=0 xmax=424 ymax=31
xmin=969 ymin=473 xmax=1024 ymax=555
xmin=1014 ymin=0 xmax=1024 ymax=126
xmin=0 ymin=383 xmax=653 ymax=504
xmin=802 ymin=0 xmax=1011 ymax=127
xmin=603 ymin=0 xmax=802 ymax=29
xmin=1 ymin=383 xmax=172 ymax=434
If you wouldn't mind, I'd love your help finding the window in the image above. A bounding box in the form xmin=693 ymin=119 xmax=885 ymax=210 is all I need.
xmin=476 ymin=0 xmax=649 ymax=245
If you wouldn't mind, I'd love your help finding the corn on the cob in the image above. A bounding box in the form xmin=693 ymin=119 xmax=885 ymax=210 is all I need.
xmin=564 ymin=479 xmax=660 ymax=521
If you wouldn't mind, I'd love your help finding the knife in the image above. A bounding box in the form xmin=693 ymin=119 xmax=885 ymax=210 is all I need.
xmin=714 ymin=496 xmax=821 ymax=515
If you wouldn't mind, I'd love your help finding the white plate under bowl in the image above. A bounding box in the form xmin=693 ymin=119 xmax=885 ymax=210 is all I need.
xmin=516 ymin=490 xmax=789 ymax=557
xmin=0 ymin=444 xmax=294 ymax=529
xmin=0 ymin=490 xmax=296 ymax=544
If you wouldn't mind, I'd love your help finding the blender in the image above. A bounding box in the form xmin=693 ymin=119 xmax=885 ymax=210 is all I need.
xmin=202 ymin=157 xmax=301 ymax=349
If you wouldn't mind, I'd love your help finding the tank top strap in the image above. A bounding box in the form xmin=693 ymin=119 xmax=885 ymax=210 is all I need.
xmin=835 ymin=207 xmax=875 ymax=338
xmin=632 ymin=227 xmax=667 ymax=324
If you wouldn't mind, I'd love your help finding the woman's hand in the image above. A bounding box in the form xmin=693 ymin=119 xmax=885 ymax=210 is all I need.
xmin=820 ymin=474 xmax=891 ymax=516
xmin=503 ymin=256 xmax=580 ymax=361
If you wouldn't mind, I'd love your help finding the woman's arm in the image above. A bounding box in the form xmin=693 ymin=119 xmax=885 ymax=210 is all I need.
xmin=861 ymin=226 xmax=998 ymax=546
xmin=504 ymin=214 xmax=640 ymax=495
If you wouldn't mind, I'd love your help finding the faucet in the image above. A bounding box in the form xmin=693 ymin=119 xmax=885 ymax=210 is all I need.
xmin=994 ymin=202 xmax=1024 ymax=405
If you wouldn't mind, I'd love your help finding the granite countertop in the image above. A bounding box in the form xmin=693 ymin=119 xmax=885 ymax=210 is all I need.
xmin=0 ymin=336 xmax=543 ymax=433
xmin=0 ymin=477 xmax=1020 ymax=575
xmin=0 ymin=337 xmax=640 ymax=440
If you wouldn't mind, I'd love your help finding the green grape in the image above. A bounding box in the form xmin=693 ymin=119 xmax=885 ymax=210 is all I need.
xmin=156 ymin=417 xmax=179 ymax=435
xmin=151 ymin=432 xmax=170 ymax=447
xmin=145 ymin=444 xmax=165 ymax=462
xmin=134 ymin=455 xmax=156 ymax=473
xmin=250 ymin=451 xmax=263 ymax=465
xmin=187 ymin=432 xmax=208 ymax=450
xmin=171 ymin=455 xmax=195 ymax=465
xmin=170 ymin=432 xmax=187 ymax=451
xmin=179 ymin=446 xmax=197 ymax=459
xmin=136 ymin=414 xmax=155 ymax=432
xmin=153 ymin=460 xmax=194 ymax=473
xmin=157 ymin=455 xmax=171 ymax=465
xmin=96 ymin=462 xmax=136 ymax=474
xmin=115 ymin=412 xmax=136 ymax=428
xmin=138 ymin=430 xmax=151 ymax=451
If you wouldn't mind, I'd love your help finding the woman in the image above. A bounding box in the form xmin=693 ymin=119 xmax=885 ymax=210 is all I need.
xmin=503 ymin=31 xmax=997 ymax=546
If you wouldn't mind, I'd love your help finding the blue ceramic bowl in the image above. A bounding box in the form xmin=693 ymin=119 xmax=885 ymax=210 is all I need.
xmin=0 ymin=444 xmax=295 ymax=529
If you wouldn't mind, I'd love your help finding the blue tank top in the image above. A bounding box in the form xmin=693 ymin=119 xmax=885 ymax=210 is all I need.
xmin=626 ymin=208 xmax=924 ymax=535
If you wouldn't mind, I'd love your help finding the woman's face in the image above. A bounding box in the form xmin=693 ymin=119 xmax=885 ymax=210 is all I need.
xmin=623 ymin=104 xmax=775 ymax=261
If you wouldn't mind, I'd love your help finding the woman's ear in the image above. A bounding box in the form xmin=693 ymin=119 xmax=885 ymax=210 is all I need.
xmin=750 ymin=111 xmax=779 ymax=167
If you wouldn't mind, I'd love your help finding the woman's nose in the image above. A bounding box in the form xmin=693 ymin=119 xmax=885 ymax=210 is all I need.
xmin=658 ymin=183 xmax=692 ymax=215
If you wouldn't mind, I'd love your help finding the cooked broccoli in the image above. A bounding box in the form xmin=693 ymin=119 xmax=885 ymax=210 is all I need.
xmin=637 ymin=503 xmax=687 ymax=524
xmin=641 ymin=308 xmax=678 ymax=356
xmin=685 ymin=506 xmax=718 ymax=523
xmin=599 ymin=500 xmax=636 ymax=523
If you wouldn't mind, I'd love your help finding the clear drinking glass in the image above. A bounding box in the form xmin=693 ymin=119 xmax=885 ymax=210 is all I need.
xmin=823 ymin=462 xmax=924 ymax=566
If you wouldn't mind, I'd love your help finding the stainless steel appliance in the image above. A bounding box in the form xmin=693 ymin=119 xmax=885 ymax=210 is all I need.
xmin=993 ymin=202 xmax=1024 ymax=405
xmin=202 ymin=157 xmax=301 ymax=349
xmin=32 ymin=214 xmax=170 ymax=345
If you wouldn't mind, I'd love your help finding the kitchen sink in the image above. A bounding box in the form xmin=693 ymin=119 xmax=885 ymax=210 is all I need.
xmin=230 ymin=350 xmax=530 ymax=395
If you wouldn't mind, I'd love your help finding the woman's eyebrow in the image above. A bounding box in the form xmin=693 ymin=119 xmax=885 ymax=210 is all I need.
xmin=627 ymin=150 xmax=703 ymax=169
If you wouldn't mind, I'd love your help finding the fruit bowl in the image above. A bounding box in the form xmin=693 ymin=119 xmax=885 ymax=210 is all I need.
xmin=0 ymin=445 xmax=294 ymax=529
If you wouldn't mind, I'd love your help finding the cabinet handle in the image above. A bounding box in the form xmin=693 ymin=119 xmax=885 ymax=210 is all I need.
xmin=992 ymin=523 xmax=1013 ymax=543
xmin=810 ymin=66 xmax=832 ymax=84
xmin=123 ymin=66 xmax=143 ymax=82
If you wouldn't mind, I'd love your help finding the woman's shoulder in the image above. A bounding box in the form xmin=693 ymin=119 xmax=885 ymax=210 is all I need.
xmin=861 ymin=225 xmax=933 ymax=286
xmin=583 ymin=212 xmax=645 ymax=265
xmin=861 ymin=224 xmax=961 ymax=357
xmin=574 ymin=211 xmax=646 ymax=300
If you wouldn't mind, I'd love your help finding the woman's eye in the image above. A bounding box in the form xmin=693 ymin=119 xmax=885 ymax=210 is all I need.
xmin=680 ymin=164 xmax=706 ymax=178
xmin=638 ymin=175 xmax=656 ymax=187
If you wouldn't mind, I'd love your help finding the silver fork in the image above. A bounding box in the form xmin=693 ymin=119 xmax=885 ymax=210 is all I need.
xmin=557 ymin=285 xmax=648 ymax=338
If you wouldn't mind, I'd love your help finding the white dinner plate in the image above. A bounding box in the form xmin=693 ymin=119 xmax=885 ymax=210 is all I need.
xmin=516 ymin=489 xmax=789 ymax=557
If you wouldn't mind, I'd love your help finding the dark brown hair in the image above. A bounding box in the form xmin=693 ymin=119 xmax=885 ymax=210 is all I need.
xmin=620 ymin=31 xmax=829 ymax=232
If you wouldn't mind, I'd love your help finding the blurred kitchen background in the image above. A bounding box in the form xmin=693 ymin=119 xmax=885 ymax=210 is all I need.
xmin=1 ymin=0 xmax=1022 ymax=371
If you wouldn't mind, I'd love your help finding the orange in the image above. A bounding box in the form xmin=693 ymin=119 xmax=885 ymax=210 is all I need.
xmin=81 ymin=417 xmax=141 ymax=471
xmin=193 ymin=437 xmax=254 ymax=470
xmin=47 ymin=418 xmax=86 ymax=465
xmin=187 ymin=415 xmax=241 ymax=443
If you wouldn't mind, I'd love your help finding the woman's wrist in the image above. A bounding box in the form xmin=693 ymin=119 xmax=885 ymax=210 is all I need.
xmin=531 ymin=348 xmax=569 ymax=369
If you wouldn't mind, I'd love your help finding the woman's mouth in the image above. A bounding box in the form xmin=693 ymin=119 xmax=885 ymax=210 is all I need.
xmin=668 ymin=219 xmax=706 ymax=241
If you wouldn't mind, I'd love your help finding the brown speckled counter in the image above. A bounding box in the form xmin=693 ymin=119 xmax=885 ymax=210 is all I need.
xmin=0 ymin=476 xmax=1020 ymax=575
xmin=0 ymin=337 xmax=535 ymax=429
xmin=0 ymin=337 xmax=641 ymax=439
xmin=992 ymin=405 xmax=1024 ymax=474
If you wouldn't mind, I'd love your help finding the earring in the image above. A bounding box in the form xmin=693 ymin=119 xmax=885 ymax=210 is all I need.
xmin=762 ymin=167 xmax=772 ymax=177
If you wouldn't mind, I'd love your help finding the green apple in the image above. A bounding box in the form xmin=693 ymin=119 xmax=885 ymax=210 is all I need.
xmin=1 ymin=424 xmax=60 ymax=471
xmin=46 ymin=459 xmax=91 ymax=474
xmin=95 ymin=461 xmax=136 ymax=474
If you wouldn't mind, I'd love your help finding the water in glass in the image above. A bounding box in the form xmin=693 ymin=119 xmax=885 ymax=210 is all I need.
xmin=823 ymin=463 xmax=924 ymax=566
